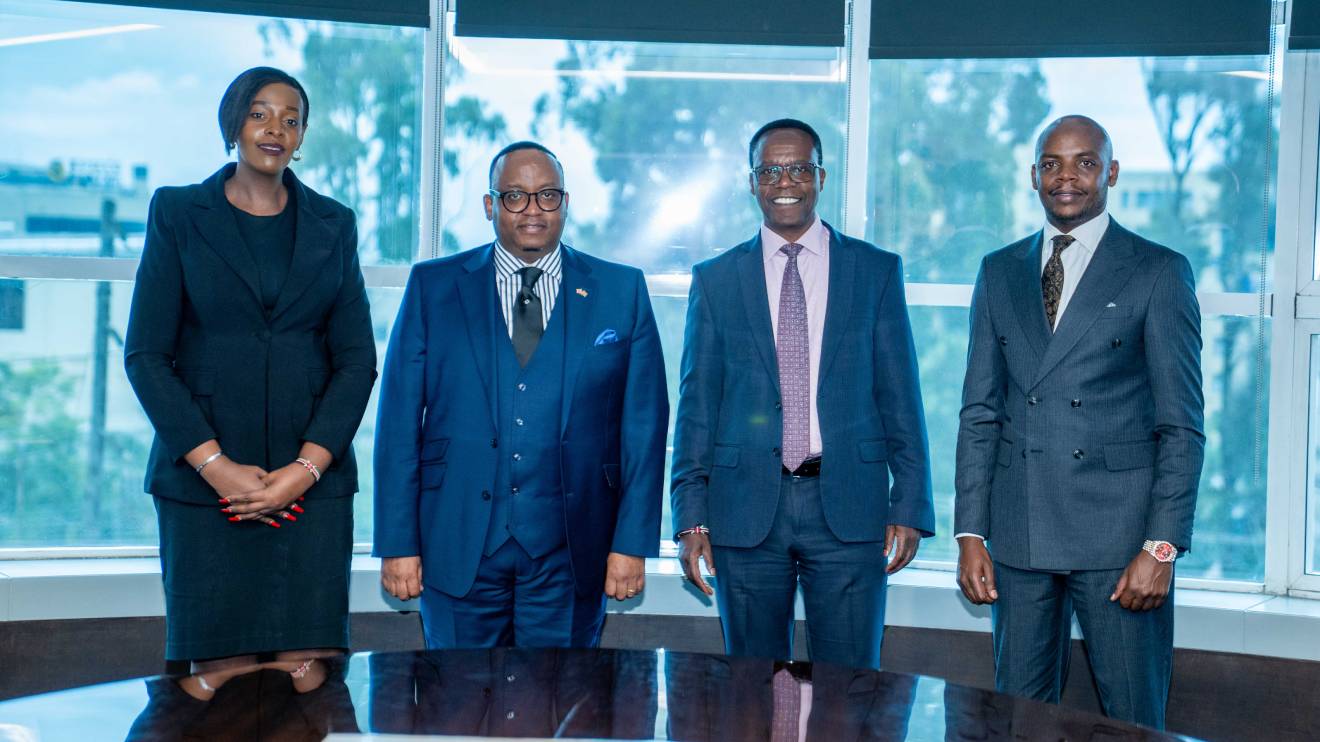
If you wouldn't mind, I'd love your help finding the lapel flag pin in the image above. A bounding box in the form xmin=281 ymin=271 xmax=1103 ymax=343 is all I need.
xmin=576 ymin=288 xmax=588 ymax=297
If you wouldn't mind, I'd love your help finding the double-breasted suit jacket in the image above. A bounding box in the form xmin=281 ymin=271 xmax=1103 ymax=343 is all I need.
xmin=955 ymin=220 xmax=1204 ymax=570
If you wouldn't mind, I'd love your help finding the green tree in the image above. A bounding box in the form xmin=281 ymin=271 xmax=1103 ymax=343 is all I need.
xmin=261 ymin=21 xmax=508 ymax=263
xmin=1142 ymin=60 xmax=1274 ymax=580
xmin=866 ymin=58 xmax=1050 ymax=559
xmin=537 ymin=41 xmax=847 ymax=272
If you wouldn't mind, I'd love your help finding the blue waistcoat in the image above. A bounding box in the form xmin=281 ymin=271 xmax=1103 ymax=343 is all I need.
xmin=482 ymin=296 xmax=568 ymax=557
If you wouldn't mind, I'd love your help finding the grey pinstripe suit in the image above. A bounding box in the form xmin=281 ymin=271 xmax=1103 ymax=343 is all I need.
xmin=954 ymin=219 xmax=1204 ymax=728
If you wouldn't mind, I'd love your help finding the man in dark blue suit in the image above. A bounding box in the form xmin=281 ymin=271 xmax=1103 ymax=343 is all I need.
xmin=373 ymin=142 xmax=668 ymax=648
xmin=954 ymin=116 xmax=1204 ymax=729
xmin=670 ymin=119 xmax=934 ymax=669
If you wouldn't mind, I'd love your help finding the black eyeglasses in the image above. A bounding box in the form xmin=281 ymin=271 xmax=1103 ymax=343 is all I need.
xmin=751 ymin=162 xmax=821 ymax=185
xmin=488 ymin=188 xmax=567 ymax=213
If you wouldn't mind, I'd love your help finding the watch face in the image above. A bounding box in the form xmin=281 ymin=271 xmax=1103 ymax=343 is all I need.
xmin=1153 ymin=542 xmax=1176 ymax=562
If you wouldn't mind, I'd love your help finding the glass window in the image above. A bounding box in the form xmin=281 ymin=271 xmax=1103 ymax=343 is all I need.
xmin=871 ymin=55 xmax=1274 ymax=580
xmin=1307 ymin=335 xmax=1320 ymax=576
xmin=441 ymin=14 xmax=849 ymax=539
xmin=0 ymin=279 xmax=398 ymax=548
xmin=0 ymin=0 xmax=423 ymax=550
xmin=0 ymin=0 xmax=424 ymax=265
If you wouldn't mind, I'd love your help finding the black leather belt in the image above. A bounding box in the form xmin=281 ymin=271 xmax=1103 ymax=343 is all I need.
xmin=782 ymin=456 xmax=822 ymax=478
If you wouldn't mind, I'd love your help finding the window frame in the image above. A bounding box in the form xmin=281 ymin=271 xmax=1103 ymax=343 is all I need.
xmin=0 ymin=0 xmax=1317 ymax=602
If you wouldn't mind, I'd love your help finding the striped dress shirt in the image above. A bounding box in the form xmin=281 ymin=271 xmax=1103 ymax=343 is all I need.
xmin=493 ymin=241 xmax=563 ymax=338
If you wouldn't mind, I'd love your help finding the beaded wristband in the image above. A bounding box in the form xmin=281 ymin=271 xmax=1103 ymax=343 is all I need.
xmin=295 ymin=457 xmax=322 ymax=483
xmin=674 ymin=525 xmax=710 ymax=542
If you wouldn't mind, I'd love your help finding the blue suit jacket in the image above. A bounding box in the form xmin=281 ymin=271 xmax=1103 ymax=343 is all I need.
xmin=954 ymin=220 xmax=1205 ymax=572
xmin=372 ymin=244 xmax=669 ymax=598
xmin=670 ymin=223 xmax=934 ymax=547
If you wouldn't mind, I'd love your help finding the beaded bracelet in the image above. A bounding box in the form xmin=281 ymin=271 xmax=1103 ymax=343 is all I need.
xmin=674 ymin=524 xmax=710 ymax=542
xmin=295 ymin=457 xmax=322 ymax=483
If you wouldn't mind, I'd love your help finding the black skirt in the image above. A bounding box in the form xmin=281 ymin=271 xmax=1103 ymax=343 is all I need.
xmin=154 ymin=494 xmax=353 ymax=661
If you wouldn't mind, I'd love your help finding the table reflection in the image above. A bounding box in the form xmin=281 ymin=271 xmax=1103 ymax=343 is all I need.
xmin=0 ymin=648 xmax=1187 ymax=741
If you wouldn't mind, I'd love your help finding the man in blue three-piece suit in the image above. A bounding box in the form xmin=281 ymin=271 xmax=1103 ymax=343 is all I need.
xmin=372 ymin=142 xmax=668 ymax=648
xmin=954 ymin=116 xmax=1205 ymax=729
xmin=670 ymin=119 xmax=935 ymax=670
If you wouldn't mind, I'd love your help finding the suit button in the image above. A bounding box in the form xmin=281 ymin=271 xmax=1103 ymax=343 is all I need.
xmin=512 ymin=453 xmax=522 ymax=461
xmin=999 ymin=336 xmax=1008 ymax=346
xmin=490 ymin=438 xmax=498 ymax=448
xmin=1073 ymin=449 xmax=1085 ymax=459
xmin=506 ymin=674 xmax=516 ymax=683
xmin=515 ymin=418 xmax=524 ymax=426
xmin=1027 ymin=396 xmax=1038 ymax=406
xmin=481 ymin=490 xmax=491 ymax=500
xmin=1111 ymin=339 xmax=1122 ymax=348
xmin=1071 ymin=399 xmax=1081 ymax=408
xmin=772 ymin=447 xmax=781 ymax=457
xmin=512 ymin=486 xmax=519 ymax=494
xmin=517 ymin=383 xmax=527 ymax=391
xmin=506 ymin=711 xmax=516 ymax=720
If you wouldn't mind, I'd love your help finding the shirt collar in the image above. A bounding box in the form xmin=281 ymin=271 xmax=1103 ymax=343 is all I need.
xmin=761 ymin=216 xmax=827 ymax=263
xmin=1043 ymin=211 xmax=1109 ymax=254
xmin=493 ymin=241 xmax=563 ymax=281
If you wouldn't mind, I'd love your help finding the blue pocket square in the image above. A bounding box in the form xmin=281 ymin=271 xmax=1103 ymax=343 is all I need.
xmin=594 ymin=329 xmax=620 ymax=346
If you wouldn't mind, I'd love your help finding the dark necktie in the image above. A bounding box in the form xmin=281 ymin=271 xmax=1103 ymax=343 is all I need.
xmin=777 ymin=243 xmax=810 ymax=471
xmin=512 ymin=266 xmax=544 ymax=367
xmin=1042 ymin=234 xmax=1075 ymax=331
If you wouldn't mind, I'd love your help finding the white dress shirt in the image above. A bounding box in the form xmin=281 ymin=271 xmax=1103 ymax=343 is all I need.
xmin=762 ymin=216 xmax=829 ymax=457
xmin=1042 ymin=211 xmax=1109 ymax=330
xmin=956 ymin=211 xmax=1110 ymax=542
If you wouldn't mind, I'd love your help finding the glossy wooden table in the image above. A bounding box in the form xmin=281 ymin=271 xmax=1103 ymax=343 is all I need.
xmin=0 ymin=648 xmax=1190 ymax=740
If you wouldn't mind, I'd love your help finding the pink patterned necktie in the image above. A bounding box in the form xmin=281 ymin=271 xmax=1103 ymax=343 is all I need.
xmin=777 ymin=243 xmax=810 ymax=471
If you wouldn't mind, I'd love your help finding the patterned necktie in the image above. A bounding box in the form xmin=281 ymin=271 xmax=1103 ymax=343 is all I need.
xmin=512 ymin=266 xmax=544 ymax=367
xmin=777 ymin=243 xmax=810 ymax=472
xmin=770 ymin=668 xmax=802 ymax=742
xmin=1042 ymin=234 xmax=1075 ymax=331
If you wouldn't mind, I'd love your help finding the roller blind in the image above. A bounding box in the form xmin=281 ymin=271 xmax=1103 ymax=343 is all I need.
xmin=72 ymin=1 xmax=429 ymax=28
xmin=870 ymin=1 xmax=1271 ymax=59
xmin=454 ymin=0 xmax=846 ymax=47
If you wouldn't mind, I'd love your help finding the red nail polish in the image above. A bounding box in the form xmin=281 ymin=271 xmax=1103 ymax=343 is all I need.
xmin=283 ymin=513 xmax=297 ymax=522
xmin=228 ymin=516 xmax=241 ymax=522
xmin=218 ymin=498 xmax=230 ymax=505
xmin=291 ymin=504 xmax=304 ymax=514
xmin=221 ymin=507 xmax=232 ymax=514
xmin=268 ymin=521 xmax=281 ymax=529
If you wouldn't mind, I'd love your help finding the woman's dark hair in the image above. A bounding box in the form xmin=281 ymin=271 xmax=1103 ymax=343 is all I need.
xmin=218 ymin=67 xmax=310 ymax=155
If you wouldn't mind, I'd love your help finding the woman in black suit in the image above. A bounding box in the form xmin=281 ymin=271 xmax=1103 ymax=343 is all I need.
xmin=125 ymin=67 xmax=377 ymax=672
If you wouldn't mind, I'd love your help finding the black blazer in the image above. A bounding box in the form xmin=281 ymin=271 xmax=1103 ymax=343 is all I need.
xmin=125 ymin=163 xmax=377 ymax=505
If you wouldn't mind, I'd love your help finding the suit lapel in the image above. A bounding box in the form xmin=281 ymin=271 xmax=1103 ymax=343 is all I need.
xmin=817 ymin=224 xmax=855 ymax=385
xmin=1031 ymin=222 xmax=1142 ymax=387
xmin=1007 ymin=232 xmax=1051 ymax=362
xmin=559 ymin=246 xmax=599 ymax=435
xmin=737 ymin=236 xmax=779 ymax=384
xmin=457 ymin=245 xmax=498 ymax=429
xmin=270 ymin=169 xmax=335 ymax=320
xmin=188 ymin=164 xmax=263 ymax=305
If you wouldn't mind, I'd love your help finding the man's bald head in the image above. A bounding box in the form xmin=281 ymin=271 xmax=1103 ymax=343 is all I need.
xmin=1035 ymin=115 xmax=1113 ymax=163
xmin=1031 ymin=115 xmax=1120 ymax=232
